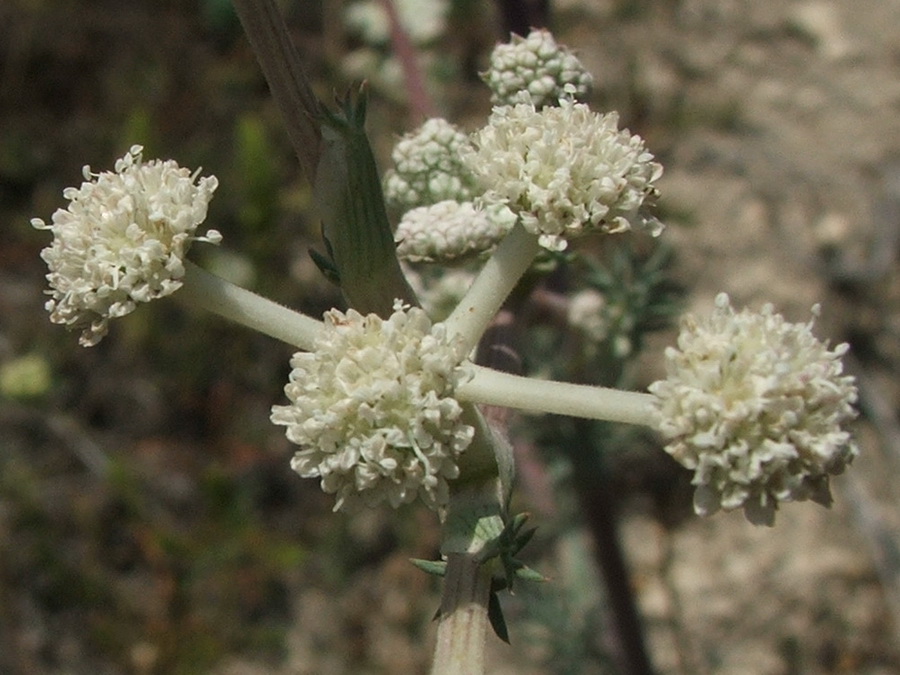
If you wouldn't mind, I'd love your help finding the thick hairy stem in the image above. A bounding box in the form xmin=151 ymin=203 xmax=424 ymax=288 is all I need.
xmin=179 ymin=261 xmax=322 ymax=350
xmin=430 ymin=553 xmax=493 ymax=675
xmin=459 ymin=365 xmax=658 ymax=427
xmin=431 ymin=481 xmax=504 ymax=674
xmin=444 ymin=223 xmax=542 ymax=354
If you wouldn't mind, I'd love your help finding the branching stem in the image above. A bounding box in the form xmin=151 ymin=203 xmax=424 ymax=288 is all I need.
xmin=459 ymin=365 xmax=657 ymax=427
xmin=430 ymin=553 xmax=493 ymax=675
xmin=444 ymin=223 xmax=542 ymax=354
xmin=179 ymin=261 xmax=322 ymax=350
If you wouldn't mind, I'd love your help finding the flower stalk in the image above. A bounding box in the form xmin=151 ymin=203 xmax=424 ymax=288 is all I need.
xmin=431 ymin=481 xmax=504 ymax=675
xmin=430 ymin=552 xmax=493 ymax=675
xmin=459 ymin=365 xmax=658 ymax=427
xmin=179 ymin=261 xmax=322 ymax=350
xmin=180 ymin=259 xmax=657 ymax=432
xmin=444 ymin=223 xmax=542 ymax=354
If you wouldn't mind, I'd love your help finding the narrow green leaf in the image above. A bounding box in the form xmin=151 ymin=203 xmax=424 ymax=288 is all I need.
xmin=513 ymin=565 xmax=548 ymax=583
xmin=508 ymin=512 xmax=530 ymax=535
xmin=308 ymin=247 xmax=341 ymax=286
xmin=410 ymin=558 xmax=448 ymax=577
xmin=513 ymin=526 xmax=538 ymax=553
xmin=487 ymin=591 xmax=510 ymax=644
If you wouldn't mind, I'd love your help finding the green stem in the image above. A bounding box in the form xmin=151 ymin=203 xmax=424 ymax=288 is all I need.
xmin=458 ymin=365 xmax=658 ymax=427
xmin=444 ymin=223 xmax=542 ymax=354
xmin=179 ymin=261 xmax=322 ymax=350
xmin=232 ymin=0 xmax=322 ymax=179
xmin=430 ymin=553 xmax=492 ymax=675
xmin=431 ymin=482 xmax=503 ymax=675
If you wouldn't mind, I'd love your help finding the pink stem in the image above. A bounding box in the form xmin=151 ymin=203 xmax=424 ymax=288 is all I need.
xmin=379 ymin=0 xmax=439 ymax=121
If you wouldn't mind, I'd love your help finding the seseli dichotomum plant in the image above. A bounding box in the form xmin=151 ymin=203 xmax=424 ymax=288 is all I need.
xmin=31 ymin=13 xmax=858 ymax=675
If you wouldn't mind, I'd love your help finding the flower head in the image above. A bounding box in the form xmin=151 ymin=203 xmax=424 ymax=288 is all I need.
xmin=383 ymin=118 xmax=479 ymax=212
xmin=649 ymin=293 xmax=858 ymax=526
xmin=271 ymin=301 xmax=474 ymax=512
xmin=31 ymin=145 xmax=220 ymax=346
xmin=483 ymin=29 xmax=593 ymax=107
xmin=567 ymin=288 xmax=610 ymax=343
xmin=395 ymin=200 xmax=516 ymax=263
xmin=464 ymin=101 xmax=663 ymax=251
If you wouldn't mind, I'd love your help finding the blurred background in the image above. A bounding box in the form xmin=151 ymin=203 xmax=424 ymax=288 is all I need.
xmin=2 ymin=0 xmax=900 ymax=673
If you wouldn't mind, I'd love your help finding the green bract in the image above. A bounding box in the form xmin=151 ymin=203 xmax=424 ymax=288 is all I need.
xmin=313 ymin=90 xmax=419 ymax=316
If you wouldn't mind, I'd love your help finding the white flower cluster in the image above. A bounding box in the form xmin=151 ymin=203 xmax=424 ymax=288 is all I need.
xmin=395 ymin=200 xmax=516 ymax=263
xmin=567 ymin=289 xmax=610 ymax=343
xmin=31 ymin=145 xmax=220 ymax=346
xmin=383 ymin=118 xmax=478 ymax=212
xmin=464 ymin=101 xmax=663 ymax=252
xmin=649 ymin=294 xmax=859 ymax=526
xmin=483 ymin=29 xmax=593 ymax=107
xmin=270 ymin=301 xmax=475 ymax=512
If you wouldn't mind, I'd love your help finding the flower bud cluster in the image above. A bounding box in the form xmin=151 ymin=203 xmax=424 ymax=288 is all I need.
xmin=483 ymin=28 xmax=593 ymax=108
xmin=345 ymin=0 xmax=449 ymax=46
xmin=383 ymin=118 xmax=479 ymax=213
xmin=567 ymin=289 xmax=611 ymax=343
xmin=395 ymin=200 xmax=516 ymax=263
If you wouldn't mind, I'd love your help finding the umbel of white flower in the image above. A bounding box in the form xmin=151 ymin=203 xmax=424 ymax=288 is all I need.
xmin=483 ymin=28 xmax=593 ymax=108
xmin=383 ymin=118 xmax=479 ymax=213
xmin=650 ymin=294 xmax=859 ymax=526
xmin=271 ymin=301 xmax=475 ymax=512
xmin=567 ymin=288 xmax=610 ymax=343
xmin=31 ymin=145 xmax=220 ymax=346
xmin=464 ymin=100 xmax=663 ymax=252
xmin=395 ymin=200 xmax=516 ymax=263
